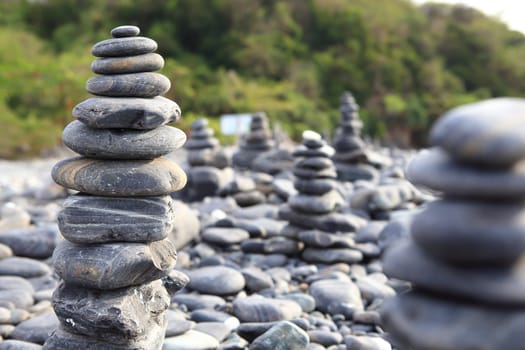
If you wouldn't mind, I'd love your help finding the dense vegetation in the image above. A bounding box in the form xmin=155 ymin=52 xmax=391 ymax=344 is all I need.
xmin=2 ymin=0 xmax=525 ymax=158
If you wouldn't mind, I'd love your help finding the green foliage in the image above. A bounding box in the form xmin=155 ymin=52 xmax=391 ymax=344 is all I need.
xmin=2 ymin=0 xmax=525 ymax=158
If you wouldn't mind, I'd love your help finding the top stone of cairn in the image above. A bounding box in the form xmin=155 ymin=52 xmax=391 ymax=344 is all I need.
xmin=430 ymin=97 xmax=525 ymax=168
xmin=111 ymin=25 xmax=140 ymax=38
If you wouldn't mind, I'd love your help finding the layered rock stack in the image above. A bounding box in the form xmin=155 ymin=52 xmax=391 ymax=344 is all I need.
xmin=232 ymin=112 xmax=274 ymax=169
xmin=183 ymin=118 xmax=232 ymax=201
xmin=43 ymin=25 xmax=187 ymax=349
xmin=382 ymin=98 xmax=525 ymax=349
xmin=332 ymin=91 xmax=378 ymax=181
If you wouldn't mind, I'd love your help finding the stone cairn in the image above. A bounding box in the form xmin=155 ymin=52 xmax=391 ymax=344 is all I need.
xmin=382 ymin=98 xmax=525 ymax=349
xmin=332 ymin=91 xmax=378 ymax=181
xmin=43 ymin=25 xmax=188 ymax=349
xmin=232 ymin=111 xmax=274 ymax=169
xmin=183 ymin=118 xmax=232 ymax=201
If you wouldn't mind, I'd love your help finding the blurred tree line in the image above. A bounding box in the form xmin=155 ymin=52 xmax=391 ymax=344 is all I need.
xmin=1 ymin=0 xmax=525 ymax=158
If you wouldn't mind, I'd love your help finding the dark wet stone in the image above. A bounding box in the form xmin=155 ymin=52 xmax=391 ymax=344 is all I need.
xmin=58 ymin=194 xmax=174 ymax=244
xmin=86 ymin=72 xmax=170 ymax=98
xmin=188 ymin=266 xmax=245 ymax=295
xmin=293 ymin=166 xmax=337 ymax=179
xmin=233 ymin=190 xmax=266 ymax=207
xmin=162 ymin=269 xmax=189 ymax=295
xmin=201 ymin=227 xmax=250 ymax=246
xmin=309 ymin=279 xmax=363 ymax=316
xmin=295 ymin=157 xmax=333 ymax=170
xmin=92 ymin=36 xmax=157 ymax=57
xmin=335 ymin=163 xmax=379 ymax=182
xmin=0 ymin=257 xmax=51 ymax=278
xmin=251 ymin=321 xmax=309 ymax=350
xmin=0 ymin=340 xmax=43 ymax=349
xmin=294 ymin=178 xmax=337 ymax=195
xmin=302 ymin=248 xmax=363 ymax=264
xmin=91 ymin=53 xmax=164 ymax=74
xmin=0 ymin=226 xmax=58 ymax=259
xmin=62 ymin=121 xmax=185 ymax=159
xmin=52 ymin=157 xmax=186 ymax=196
xmin=292 ymin=145 xmax=334 ymax=158
xmin=289 ymin=191 xmax=344 ymax=214
xmin=430 ymin=97 xmax=525 ymax=167
xmin=233 ymin=296 xmax=302 ymax=323
xmin=241 ymin=267 xmax=275 ymax=292
xmin=407 ymin=148 xmax=525 ymax=198
xmin=412 ymin=198 xmax=525 ymax=265
xmin=73 ymin=96 xmax=181 ymax=129
xmin=10 ymin=311 xmax=58 ymax=345
xmin=383 ymin=240 xmax=525 ymax=304
xmin=308 ymin=330 xmax=342 ymax=347
xmin=165 ymin=310 xmax=195 ymax=337
xmin=381 ymin=291 xmax=525 ymax=350
xmin=111 ymin=25 xmax=140 ymax=38
xmin=53 ymin=239 xmax=176 ymax=289
xmin=53 ymin=280 xmax=169 ymax=344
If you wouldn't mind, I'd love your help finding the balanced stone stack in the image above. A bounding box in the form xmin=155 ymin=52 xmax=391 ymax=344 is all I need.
xmin=382 ymin=98 xmax=525 ymax=349
xmin=279 ymin=131 xmax=367 ymax=260
xmin=183 ymin=118 xmax=232 ymax=201
xmin=43 ymin=25 xmax=187 ymax=349
xmin=232 ymin=112 xmax=274 ymax=169
xmin=332 ymin=91 xmax=378 ymax=181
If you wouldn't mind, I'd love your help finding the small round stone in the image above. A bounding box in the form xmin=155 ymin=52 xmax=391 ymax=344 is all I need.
xmin=111 ymin=25 xmax=140 ymax=38
xmin=232 ymin=296 xmax=302 ymax=323
xmin=91 ymin=53 xmax=164 ymax=74
xmin=188 ymin=266 xmax=245 ymax=295
xmin=62 ymin=121 xmax=186 ymax=159
xmin=92 ymin=36 xmax=157 ymax=57
xmin=201 ymin=227 xmax=250 ymax=246
xmin=86 ymin=72 xmax=170 ymax=98
xmin=51 ymin=157 xmax=187 ymax=196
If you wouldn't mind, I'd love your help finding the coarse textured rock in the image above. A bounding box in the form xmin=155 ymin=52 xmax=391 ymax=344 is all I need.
xmin=233 ymin=296 xmax=302 ymax=323
xmin=188 ymin=266 xmax=245 ymax=295
xmin=250 ymin=321 xmax=309 ymax=350
xmin=53 ymin=239 xmax=176 ymax=289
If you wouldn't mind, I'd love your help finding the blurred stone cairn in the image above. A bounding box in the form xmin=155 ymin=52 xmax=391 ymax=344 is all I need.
xmin=232 ymin=111 xmax=274 ymax=169
xmin=382 ymin=98 xmax=525 ymax=349
xmin=332 ymin=91 xmax=379 ymax=182
xmin=43 ymin=25 xmax=188 ymax=349
xmin=183 ymin=118 xmax=233 ymax=201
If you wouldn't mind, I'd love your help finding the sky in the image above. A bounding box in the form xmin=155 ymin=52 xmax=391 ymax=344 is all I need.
xmin=411 ymin=0 xmax=525 ymax=34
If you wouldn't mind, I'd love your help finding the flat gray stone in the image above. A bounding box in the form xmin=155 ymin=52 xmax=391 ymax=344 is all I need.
xmin=53 ymin=280 xmax=169 ymax=344
xmin=0 ymin=226 xmax=58 ymax=259
xmin=86 ymin=72 xmax=170 ymax=98
xmin=382 ymin=291 xmax=525 ymax=350
xmin=53 ymin=239 xmax=176 ymax=289
xmin=241 ymin=267 xmax=275 ymax=292
xmin=0 ymin=340 xmax=42 ymax=349
xmin=165 ymin=310 xmax=194 ymax=337
xmin=201 ymin=227 xmax=250 ymax=246
xmin=111 ymin=25 xmax=140 ymax=38
xmin=52 ymin=157 xmax=186 ymax=196
xmin=0 ymin=290 xmax=33 ymax=309
xmin=407 ymin=148 xmax=525 ymax=198
xmin=430 ymin=97 xmax=525 ymax=167
xmin=233 ymin=296 xmax=302 ymax=323
xmin=91 ymin=53 xmax=164 ymax=74
xmin=383 ymin=240 xmax=525 ymax=304
xmin=171 ymin=294 xmax=226 ymax=311
xmin=11 ymin=311 xmax=58 ymax=344
xmin=0 ymin=257 xmax=51 ymax=278
xmin=309 ymin=279 xmax=363 ymax=316
xmin=298 ymin=230 xmax=355 ymax=248
xmin=62 ymin=121 xmax=186 ymax=159
xmin=58 ymin=194 xmax=175 ymax=244
xmin=412 ymin=198 xmax=525 ymax=265
xmin=250 ymin=321 xmax=309 ymax=350
xmin=302 ymin=247 xmax=363 ymax=264
xmin=289 ymin=190 xmax=344 ymax=214
xmin=0 ymin=276 xmax=34 ymax=293
xmin=294 ymin=157 xmax=333 ymax=170
xmin=293 ymin=178 xmax=337 ymax=195
xmin=92 ymin=36 xmax=157 ymax=57
xmin=168 ymin=200 xmax=200 ymax=250
xmin=73 ymin=96 xmax=181 ymax=129
xmin=335 ymin=162 xmax=379 ymax=182
xmin=188 ymin=266 xmax=245 ymax=295
xmin=278 ymin=204 xmax=366 ymax=232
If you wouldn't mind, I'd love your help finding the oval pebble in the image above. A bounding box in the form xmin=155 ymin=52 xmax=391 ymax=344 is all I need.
xmin=91 ymin=52 xmax=164 ymax=74
xmin=86 ymin=72 xmax=170 ymax=98
xmin=92 ymin=36 xmax=157 ymax=57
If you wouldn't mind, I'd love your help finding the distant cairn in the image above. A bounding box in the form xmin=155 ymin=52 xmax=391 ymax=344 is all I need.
xmin=382 ymin=98 xmax=525 ymax=349
xmin=44 ymin=25 xmax=188 ymax=349
xmin=232 ymin=111 xmax=274 ymax=169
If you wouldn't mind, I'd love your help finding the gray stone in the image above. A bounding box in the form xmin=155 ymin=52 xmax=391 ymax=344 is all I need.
xmin=355 ymin=221 xmax=387 ymax=243
xmin=0 ymin=257 xmax=51 ymax=278
xmin=53 ymin=239 xmax=176 ymax=289
xmin=92 ymin=37 xmax=157 ymax=57
xmin=0 ymin=226 xmax=58 ymax=259
xmin=58 ymin=194 xmax=175 ymax=244
xmin=355 ymin=275 xmax=396 ymax=302
xmin=233 ymin=190 xmax=265 ymax=207
xmin=302 ymin=247 xmax=363 ymax=264
xmin=430 ymin=97 xmax=525 ymax=167
xmin=407 ymin=148 xmax=525 ymax=198
xmin=250 ymin=321 xmax=309 ymax=350
xmin=383 ymin=240 xmax=525 ymax=304
xmin=202 ymin=227 xmax=250 ymax=246
xmin=172 ymin=294 xmax=226 ymax=311
xmin=62 ymin=121 xmax=185 ymax=159
xmin=86 ymin=72 xmax=170 ymax=98
xmin=309 ymin=279 xmax=363 ymax=316
xmin=168 ymin=200 xmax=200 ymax=250
xmin=185 ymin=166 xmax=230 ymax=201
xmin=233 ymin=296 xmax=302 ymax=323
xmin=162 ymin=269 xmax=190 ymax=295
xmin=307 ymin=330 xmax=342 ymax=346
xmin=294 ymin=178 xmax=337 ymax=195
xmin=293 ymin=145 xmax=334 ymax=158
xmin=10 ymin=311 xmax=58 ymax=345
xmin=335 ymin=163 xmax=379 ymax=182
xmin=193 ymin=322 xmax=231 ymax=342
xmin=381 ymin=291 xmax=525 ymax=350
xmin=52 ymin=280 xmax=169 ymax=344
xmin=91 ymin=53 xmax=164 ymax=74
xmin=0 ymin=290 xmax=33 ymax=309
xmin=185 ymin=138 xmax=219 ymax=150
xmin=165 ymin=310 xmax=194 ymax=337
xmin=188 ymin=266 xmax=245 ymax=295
xmin=344 ymin=335 xmax=391 ymax=350
xmin=52 ymin=157 xmax=186 ymax=196
xmin=289 ymin=191 xmax=344 ymax=214
xmin=298 ymin=230 xmax=355 ymax=248
xmin=279 ymin=205 xmax=366 ymax=232
xmin=163 ymin=330 xmax=219 ymax=350
xmin=278 ymin=293 xmax=316 ymax=313
xmin=73 ymin=96 xmax=181 ymax=129
xmin=0 ymin=340 xmax=43 ymax=350
xmin=111 ymin=25 xmax=140 ymax=38
xmin=412 ymin=198 xmax=525 ymax=264
xmin=190 ymin=309 xmax=239 ymax=328
xmin=293 ymin=166 xmax=337 ymax=179
xmin=241 ymin=267 xmax=275 ymax=292
xmin=295 ymin=157 xmax=333 ymax=170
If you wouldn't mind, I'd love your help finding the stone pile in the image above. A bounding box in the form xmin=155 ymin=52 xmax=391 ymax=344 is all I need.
xmin=43 ymin=25 xmax=187 ymax=349
xmin=183 ymin=118 xmax=232 ymax=201
xmin=382 ymin=98 xmax=525 ymax=349
xmin=232 ymin=112 xmax=274 ymax=169
xmin=332 ymin=91 xmax=378 ymax=181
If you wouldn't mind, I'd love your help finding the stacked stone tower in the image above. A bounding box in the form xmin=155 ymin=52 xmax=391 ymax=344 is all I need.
xmin=232 ymin=111 xmax=274 ymax=169
xmin=382 ymin=98 xmax=525 ymax=349
xmin=185 ymin=118 xmax=229 ymax=168
xmin=43 ymin=25 xmax=187 ymax=349
xmin=332 ymin=91 xmax=378 ymax=181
